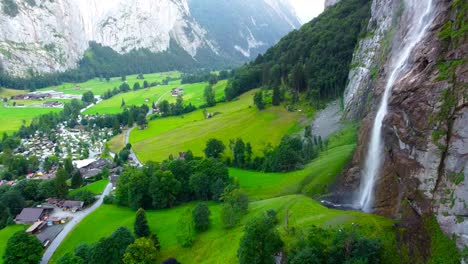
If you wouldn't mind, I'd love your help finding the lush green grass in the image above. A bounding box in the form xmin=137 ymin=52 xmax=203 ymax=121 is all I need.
xmin=108 ymin=131 xmax=127 ymax=153
xmin=51 ymin=195 xmax=394 ymax=264
xmin=0 ymin=225 xmax=26 ymax=264
xmin=39 ymin=71 xmax=181 ymax=96
xmin=0 ymin=107 xmax=62 ymax=135
xmin=69 ymin=179 xmax=110 ymax=196
xmin=131 ymin=89 xmax=305 ymax=162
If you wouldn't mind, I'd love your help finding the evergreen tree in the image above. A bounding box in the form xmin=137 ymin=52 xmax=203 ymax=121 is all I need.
xmin=134 ymin=208 xmax=151 ymax=238
xmin=133 ymin=82 xmax=141 ymax=91
xmin=121 ymin=99 xmax=126 ymax=108
xmin=70 ymin=170 xmax=83 ymax=189
xmin=272 ymin=85 xmax=281 ymax=106
xmin=204 ymin=85 xmax=216 ymax=107
xmin=54 ymin=166 xmax=69 ymax=199
xmin=192 ymin=203 xmax=211 ymax=232
xmin=253 ymin=91 xmax=265 ymax=110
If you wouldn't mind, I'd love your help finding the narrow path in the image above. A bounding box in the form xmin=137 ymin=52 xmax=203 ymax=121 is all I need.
xmin=40 ymin=183 xmax=113 ymax=264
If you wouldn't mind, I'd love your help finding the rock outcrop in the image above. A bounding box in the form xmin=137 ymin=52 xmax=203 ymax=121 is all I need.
xmin=339 ymin=0 xmax=467 ymax=256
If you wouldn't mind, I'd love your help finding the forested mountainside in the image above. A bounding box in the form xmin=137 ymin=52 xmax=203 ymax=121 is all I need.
xmin=224 ymin=0 xmax=371 ymax=104
xmin=0 ymin=0 xmax=300 ymax=88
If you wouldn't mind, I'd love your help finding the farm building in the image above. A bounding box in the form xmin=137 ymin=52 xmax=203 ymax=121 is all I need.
xmin=15 ymin=208 xmax=53 ymax=224
xmin=171 ymin=87 xmax=184 ymax=96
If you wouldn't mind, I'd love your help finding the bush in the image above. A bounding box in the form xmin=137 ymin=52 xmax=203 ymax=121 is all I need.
xmin=69 ymin=190 xmax=96 ymax=206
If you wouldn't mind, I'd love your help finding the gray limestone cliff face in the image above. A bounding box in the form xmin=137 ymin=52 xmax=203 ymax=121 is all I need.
xmin=0 ymin=0 xmax=88 ymax=77
xmin=342 ymin=0 xmax=401 ymax=121
xmin=339 ymin=0 xmax=468 ymax=253
xmin=325 ymin=0 xmax=341 ymax=8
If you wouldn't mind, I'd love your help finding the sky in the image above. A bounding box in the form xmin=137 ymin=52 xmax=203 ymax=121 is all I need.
xmin=289 ymin=0 xmax=325 ymax=24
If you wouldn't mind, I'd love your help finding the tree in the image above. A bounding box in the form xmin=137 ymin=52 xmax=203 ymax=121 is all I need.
xmin=123 ymin=238 xmax=158 ymax=264
xmin=220 ymin=188 xmax=248 ymax=228
xmin=176 ymin=208 xmax=195 ymax=247
xmin=149 ymin=170 xmax=181 ymax=209
xmin=253 ymin=91 xmax=265 ymax=110
xmin=159 ymin=100 xmax=170 ymax=116
xmin=70 ymin=170 xmax=83 ymax=189
xmin=56 ymin=253 xmax=84 ymax=264
xmin=204 ymin=139 xmax=225 ymax=159
xmin=81 ymin=91 xmax=95 ymax=104
xmin=272 ymin=86 xmax=280 ymax=106
xmin=192 ymin=203 xmax=211 ymax=232
xmin=4 ymin=231 xmax=44 ymax=264
xmin=134 ymin=208 xmax=150 ymax=238
xmin=204 ymin=85 xmax=216 ymax=107
xmin=133 ymin=82 xmax=141 ymax=91
xmin=63 ymin=158 xmax=74 ymax=174
xmin=237 ymin=215 xmax=283 ymax=264
xmin=0 ymin=189 xmax=26 ymax=215
xmin=91 ymin=227 xmax=134 ymax=264
xmin=121 ymin=99 xmax=126 ymax=108
xmin=54 ymin=166 xmax=69 ymax=199
xmin=69 ymin=190 xmax=95 ymax=206
xmin=121 ymin=75 xmax=127 ymax=81
xmin=143 ymin=80 xmax=149 ymax=88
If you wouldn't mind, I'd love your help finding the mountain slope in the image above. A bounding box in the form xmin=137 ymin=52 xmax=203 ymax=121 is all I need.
xmin=0 ymin=0 xmax=302 ymax=78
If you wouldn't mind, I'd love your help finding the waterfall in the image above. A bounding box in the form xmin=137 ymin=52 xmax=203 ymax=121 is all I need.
xmin=356 ymin=0 xmax=435 ymax=212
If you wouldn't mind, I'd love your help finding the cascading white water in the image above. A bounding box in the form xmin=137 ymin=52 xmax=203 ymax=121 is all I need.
xmin=357 ymin=0 xmax=435 ymax=212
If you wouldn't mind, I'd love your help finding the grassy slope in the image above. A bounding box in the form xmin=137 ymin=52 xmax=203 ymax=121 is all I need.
xmin=0 ymin=107 xmax=62 ymax=135
xmin=108 ymin=131 xmax=127 ymax=153
xmin=0 ymin=225 xmax=26 ymax=263
xmin=131 ymin=89 xmax=304 ymax=162
xmin=83 ymin=80 xmax=227 ymax=115
xmin=69 ymin=179 xmax=110 ymax=196
xmin=39 ymin=71 xmax=181 ymax=96
xmin=51 ymin=195 xmax=394 ymax=264
xmin=0 ymin=88 xmax=25 ymax=98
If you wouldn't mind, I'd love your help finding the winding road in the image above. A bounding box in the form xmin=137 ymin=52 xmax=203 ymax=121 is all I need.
xmin=40 ymin=183 xmax=113 ymax=264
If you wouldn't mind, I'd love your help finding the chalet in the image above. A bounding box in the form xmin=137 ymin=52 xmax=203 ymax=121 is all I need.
xmin=171 ymin=87 xmax=184 ymax=97
xmin=15 ymin=208 xmax=53 ymax=224
xmin=62 ymin=201 xmax=84 ymax=212
xmin=43 ymin=101 xmax=64 ymax=108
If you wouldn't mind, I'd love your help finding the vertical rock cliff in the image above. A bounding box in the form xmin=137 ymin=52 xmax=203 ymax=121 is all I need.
xmin=339 ymin=0 xmax=467 ymax=258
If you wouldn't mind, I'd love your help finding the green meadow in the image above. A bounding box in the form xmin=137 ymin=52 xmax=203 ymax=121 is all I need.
xmin=131 ymin=89 xmax=305 ymax=162
xmin=0 ymin=107 xmax=62 ymax=135
xmin=0 ymin=225 xmax=26 ymax=264
xmin=39 ymin=71 xmax=181 ymax=96
xmin=0 ymin=88 xmax=25 ymax=98
xmin=83 ymin=80 xmax=227 ymax=115
xmin=51 ymin=195 xmax=395 ymax=264
xmin=69 ymin=179 xmax=110 ymax=196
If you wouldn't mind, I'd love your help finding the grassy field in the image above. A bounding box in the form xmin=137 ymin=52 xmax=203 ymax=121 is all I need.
xmin=39 ymin=71 xmax=181 ymax=96
xmin=51 ymin=195 xmax=395 ymax=264
xmin=83 ymin=81 xmax=227 ymax=115
xmin=108 ymin=131 xmax=127 ymax=153
xmin=0 ymin=107 xmax=62 ymax=135
xmin=0 ymin=225 xmax=26 ymax=263
xmin=131 ymin=89 xmax=305 ymax=162
xmin=69 ymin=179 xmax=110 ymax=196
xmin=0 ymin=88 xmax=25 ymax=98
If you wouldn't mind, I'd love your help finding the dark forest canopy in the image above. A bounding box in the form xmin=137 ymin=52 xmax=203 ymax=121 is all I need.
xmin=224 ymin=0 xmax=371 ymax=103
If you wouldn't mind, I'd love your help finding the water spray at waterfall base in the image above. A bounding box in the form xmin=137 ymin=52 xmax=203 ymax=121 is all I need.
xmin=356 ymin=0 xmax=435 ymax=213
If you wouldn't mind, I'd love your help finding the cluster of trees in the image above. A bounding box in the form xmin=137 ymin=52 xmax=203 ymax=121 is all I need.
xmin=81 ymin=91 xmax=95 ymax=105
xmin=54 ymin=208 xmax=179 ymax=264
xmin=237 ymin=210 xmax=283 ymax=264
xmin=156 ymin=96 xmax=196 ymax=118
xmin=224 ymin=0 xmax=371 ymax=105
xmin=88 ymin=104 xmax=149 ymax=132
xmin=204 ymin=130 xmax=326 ymax=173
xmin=288 ymin=226 xmax=382 ymax=264
xmin=0 ymin=151 xmax=39 ymax=180
xmin=114 ymin=157 xmax=231 ymax=210
xmin=181 ymin=70 xmax=231 ymax=84
xmin=3 ymin=231 xmax=44 ymax=264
